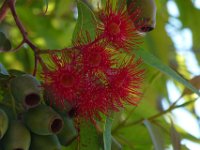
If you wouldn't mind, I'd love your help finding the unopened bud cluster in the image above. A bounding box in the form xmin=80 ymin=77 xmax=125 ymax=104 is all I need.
xmin=0 ymin=74 xmax=77 ymax=150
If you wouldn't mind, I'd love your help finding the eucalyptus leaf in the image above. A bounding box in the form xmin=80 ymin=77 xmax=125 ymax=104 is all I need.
xmin=135 ymin=48 xmax=200 ymax=96
xmin=143 ymin=120 xmax=164 ymax=150
xmin=79 ymin=120 xmax=101 ymax=150
xmin=104 ymin=116 xmax=113 ymax=150
xmin=72 ymin=0 xmax=97 ymax=42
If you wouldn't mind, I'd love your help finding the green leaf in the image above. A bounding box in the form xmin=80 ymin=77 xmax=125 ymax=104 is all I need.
xmin=135 ymin=48 xmax=200 ymax=96
xmin=104 ymin=116 xmax=113 ymax=150
xmin=143 ymin=120 xmax=164 ymax=150
xmin=79 ymin=120 xmax=101 ymax=150
xmin=72 ymin=0 xmax=97 ymax=42
xmin=0 ymin=32 xmax=11 ymax=52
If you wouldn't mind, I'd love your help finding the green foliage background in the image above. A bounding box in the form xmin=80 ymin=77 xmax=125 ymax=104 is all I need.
xmin=1 ymin=0 xmax=200 ymax=149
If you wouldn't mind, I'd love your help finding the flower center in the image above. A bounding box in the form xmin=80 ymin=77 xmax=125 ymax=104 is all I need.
xmin=88 ymin=53 xmax=102 ymax=67
xmin=108 ymin=22 xmax=120 ymax=35
xmin=61 ymin=73 xmax=75 ymax=88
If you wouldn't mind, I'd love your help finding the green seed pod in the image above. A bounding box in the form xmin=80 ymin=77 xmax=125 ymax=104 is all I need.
xmin=0 ymin=108 xmax=8 ymax=139
xmin=127 ymin=0 xmax=157 ymax=32
xmin=24 ymin=104 xmax=63 ymax=135
xmin=10 ymin=74 xmax=41 ymax=109
xmin=2 ymin=120 xmax=31 ymax=150
xmin=30 ymin=133 xmax=61 ymax=150
xmin=57 ymin=115 xmax=78 ymax=146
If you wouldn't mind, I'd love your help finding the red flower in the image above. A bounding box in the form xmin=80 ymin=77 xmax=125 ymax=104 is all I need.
xmin=73 ymin=56 xmax=144 ymax=121
xmin=106 ymin=57 xmax=144 ymax=105
xmin=98 ymin=0 xmax=142 ymax=51
xmin=81 ymin=42 xmax=114 ymax=73
xmin=42 ymin=52 xmax=83 ymax=106
xmin=75 ymin=82 xmax=110 ymax=121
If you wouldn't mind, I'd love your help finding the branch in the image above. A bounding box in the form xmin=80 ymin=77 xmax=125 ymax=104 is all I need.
xmin=10 ymin=40 xmax=24 ymax=52
xmin=7 ymin=0 xmax=37 ymax=51
xmin=7 ymin=0 xmax=47 ymax=75
xmin=38 ymin=37 xmax=104 ymax=55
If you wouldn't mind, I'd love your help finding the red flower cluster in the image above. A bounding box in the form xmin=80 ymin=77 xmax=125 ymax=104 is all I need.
xmin=42 ymin=0 xmax=144 ymax=121
xmin=98 ymin=0 xmax=143 ymax=51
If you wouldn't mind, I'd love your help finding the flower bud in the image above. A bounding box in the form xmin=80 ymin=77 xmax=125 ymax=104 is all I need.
xmin=127 ymin=0 xmax=157 ymax=32
xmin=23 ymin=104 xmax=63 ymax=135
xmin=57 ymin=115 xmax=78 ymax=146
xmin=30 ymin=134 xmax=61 ymax=150
xmin=2 ymin=120 xmax=31 ymax=150
xmin=0 ymin=108 xmax=8 ymax=139
xmin=10 ymin=74 xmax=41 ymax=109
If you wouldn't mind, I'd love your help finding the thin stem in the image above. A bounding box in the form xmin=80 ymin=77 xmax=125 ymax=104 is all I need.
xmin=10 ymin=40 xmax=24 ymax=52
xmin=37 ymin=56 xmax=48 ymax=71
xmin=125 ymin=98 xmax=195 ymax=127
xmin=39 ymin=35 xmax=104 ymax=55
xmin=8 ymin=0 xmax=37 ymax=50
xmin=8 ymin=0 xmax=27 ymax=41
xmin=7 ymin=0 xmax=42 ymax=75
xmin=33 ymin=55 xmax=38 ymax=76
xmin=113 ymin=96 xmax=197 ymax=133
